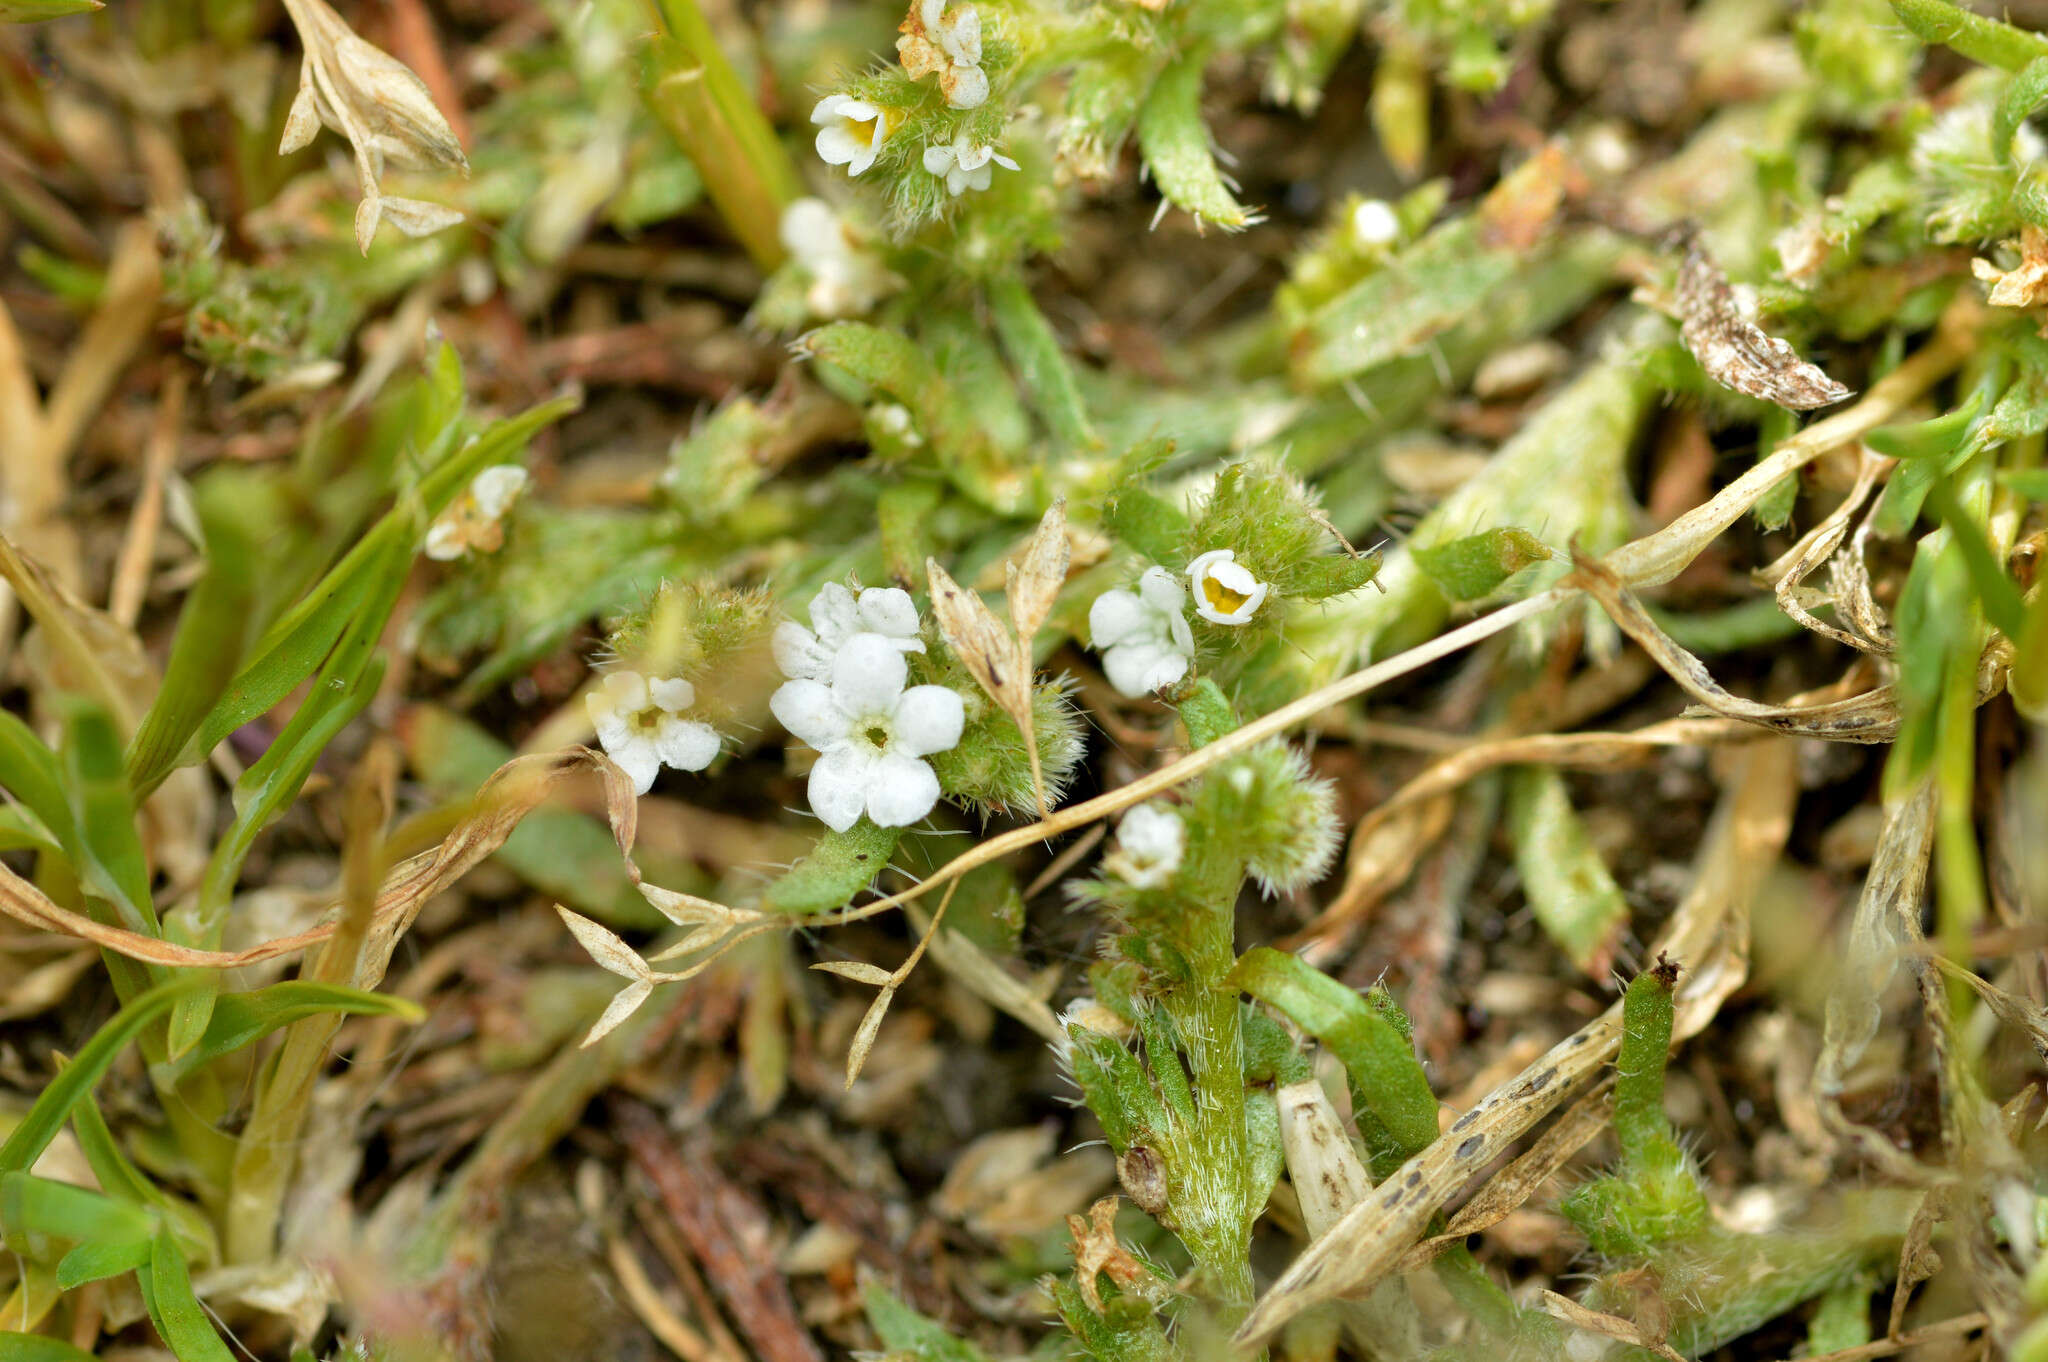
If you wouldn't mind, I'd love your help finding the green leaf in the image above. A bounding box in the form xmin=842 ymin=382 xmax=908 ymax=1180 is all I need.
xmin=1414 ymin=528 xmax=1554 ymax=602
xmin=140 ymin=1227 xmax=236 ymax=1362
xmin=986 ymin=272 xmax=1100 ymax=453
xmin=1103 ymin=484 xmax=1191 ymax=567
xmin=1505 ymin=766 xmax=1631 ymax=973
xmin=126 ymin=476 xmax=264 ymax=797
xmin=56 ymin=1236 xmax=152 ymax=1289
xmin=0 ymin=711 xmax=72 ymax=851
xmin=57 ymin=700 xmax=157 ymax=935
xmin=0 ymin=978 xmax=203 ymax=1176
xmin=1136 ymin=46 xmax=1258 ymax=231
xmin=1889 ymin=0 xmax=2048 ymax=69
xmin=1228 ymin=947 xmax=1439 ymax=1156
xmin=1925 ymin=479 xmax=2028 ymax=639
xmin=0 ymin=0 xmax=101 ymax=19
xmin=1997 ymin=468 xmax=2048 ymax=499
xmin=0 ymin=1171 xmax=156 ymax=1249
xmin=1611 ymin=963 xmax=1680 ymax=1161
xmin=1997 ymin=58 xmax=2048 ymax=159
xmin=0 ymin=1334 xmax=104 ymax=1362
xmin=165 ymin=982 xmax=424 ymax=1080
xmin=863 ymin=1282 xmax=994 ymax=1362
xmin=763 ymin=820 xmax=903 ymax=915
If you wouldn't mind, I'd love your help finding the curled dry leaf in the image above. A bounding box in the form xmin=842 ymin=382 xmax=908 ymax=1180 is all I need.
xmin=1067 ymin=1196 xmax=1154 ymax=1312
xmin=1674 ymin=232 xmax=1851 ymax=411
xmin=278 ymin=0 xmax=468 ymax=254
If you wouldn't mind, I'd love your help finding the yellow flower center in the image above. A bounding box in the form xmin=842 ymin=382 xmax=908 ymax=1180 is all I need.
xmin=1202 ymin=578 xmax=1251 ymax=615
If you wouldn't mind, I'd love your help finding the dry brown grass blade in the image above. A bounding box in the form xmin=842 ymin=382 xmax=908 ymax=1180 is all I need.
xmin=1788 ymin=1312 xmax=1988 ymax=1362
xmin=1752 ymin=446 xmax=1892 ymax=654
xmin=1235 ymin=739 xmax=1795 ymax=1346
xmin=1817 ymin=782 xmax=1937 ymax=1099
xmin=0 ymin=748 xmax=633 ymax=968
xmin=0 ymin=532 xmax=154 ymax=735
xmin=1397 ymin=1078 xmax=1616 ymax=1269
xmin=1540 ymin=1290 xmax=1686 ymax=1362
xmin=109 ymin=370 xmax=187 ymax=629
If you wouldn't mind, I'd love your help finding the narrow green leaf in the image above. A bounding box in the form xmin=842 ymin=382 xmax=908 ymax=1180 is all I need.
xmin=0 ymin=1333 xmax=105 ymax=1362
xmin=1889 ymin=0 xmax=2048 ymax=70
xmin=164 ymin=981 xmax=425 ymax=1080
xmin=58 ymin=701 xmax=157 ymax=935
xmin=1611 ymin=962 xmax=1680 ymax=1161
xmin=1996 ymin=58 xmax=2048 ymax=158
xmin=1229 ymin=947 xmax=1439 ymax=1156
xmin=864 ymin=1282 xmax=994 ymax=1362
xmin=1505 ymin=766 xmax=1630 ymax=973
xmin=763 ymin=820 xmax=904 ymax=915
xmin=1414 ymin=528 xmax=1554 ymax=602
xmin=140 ymin=1228 xmax=235 ymax=1362
xmin=1137 ymin=46 xmax=1258 ymax=231
xmin=126 ymin=478 xmax=263 ymax=797
xmin=0 ymin=0 xmax=101 ymax=20
xmin=0 ymin=710 xmax=72 ymax=848
xmin=987 ymin=272 xmax=1100 ymax=453
xmin=0 ymin=1171 xmax=156 ymax=1247
xmin=0 ymin=978 xmax=202 ymax=1175
xmin=56 ymin=1236 xmax=152 ymax=1289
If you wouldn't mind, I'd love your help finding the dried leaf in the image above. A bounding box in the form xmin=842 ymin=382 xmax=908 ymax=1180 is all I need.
xmin=1067 ymin=1197 xmax=1154 ymax=1312
xmin=1276 ymin=1080 xmax=1373 ymax=1240
xmin=1972 ymin=224 xmax=2048 ymax=307
xmin=812 ymin=959 xmax=896 ymax=988
xmin=1675 ymin=234 xmax=1851 ymax=411
xmin=1006 ymin=498 xmax=1070 ymax=644
xmin=556 ymin=905 xmax=652 ymax=981
xmin=584 ymin=977 xmax=655 ymax=1046
xmin=926 ymin=557 xmax=1025 ymax=715
xmin=1540 ymin=1291 xmax=1686 ymax=1362
xmin=844 ymin=984 xmax=897 ymax=1088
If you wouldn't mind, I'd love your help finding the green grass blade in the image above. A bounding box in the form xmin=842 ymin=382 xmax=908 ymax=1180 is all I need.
xmin=0 ymin=1334 xmax=105 ymax=1362
xmin=140 ymin=1227 xmax=235 ymax=1362
xmin=164 ymin=981 xmax=424 ymax=1080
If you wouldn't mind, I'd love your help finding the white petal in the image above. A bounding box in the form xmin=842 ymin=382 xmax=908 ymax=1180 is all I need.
xmin=648 ymin=676 xmax=696 ymax=712
xmin=956 ymin=143 xmax=993 ymax=173
xmin=1105 ymin=642 xmax=1187 ymax=697
xmin=1209 ymin=558 xmax=1261 ymax=596
xmin=990 ymin=151 xmax=1019 ymax=171
xmin=808 ymin=583 xmax=859 ymax=649
xmin=811 ymin=94 xmax=854 ymax=125
xmin=809 ymin=746 xmax=875 ymax=832
xmin=945 ymin=63 xmax=988 ymax=110
xmin=423 ymin=518 xmax=466 ymax=560
xmin=856 ymin=587 xmax=922 ymax=639
xmin=892 ymin=685 xmax=965 ymax=756
xmin=603 ymin=671 xmax=650 ymax=711
xmin=611 ymin=736 xmax=662 ymax=795
xmin=830 ymin=634 xmax=909 ymax=718
xmin=657 ymin=717 xmax=721 ymax=772
xmin=1187 ymin=548 xmax=1235 ymax=579
xmin=942 ymin=8 xmax=982 ymax=65
xmin=771 ymin=679 xmax=849 ymax=750
xmin=816 ymin=126 xmax=862 ymax=166
xmin=1351 ymin=199 xmax=1401 ymax=244
xmin=924 ymin=144 xmax=956 ymax=175
xmin=1120 ymin=804 xmax=1185 ymax=863
xmin=780 ymin=197 xmax=840 ymax=261
xmin=773 ymin=620 xmax=834 ymax=682
xmin=1169 ymin=609 xmax=1195 ymax=654
xmin=1088 ymin=588 xmax=1146 ymax=648
xmin=865 ymin=752 xmax=942 ymax=827
xmin=964 ymin=161 xmax=993 ymax=192
xmin=470 ymin=465 xmax=528 ymax=518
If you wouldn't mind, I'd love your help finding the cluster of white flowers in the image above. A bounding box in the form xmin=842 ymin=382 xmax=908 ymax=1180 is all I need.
xmin=770 ymin=583 xmax=965 ymax=831
xmin=778 ymin=197 xmax=891 ymax=317
xmin=424 ymin=464 xmax=528 ymax=561
xmin=587 ymin=671 xmax=721 ymax=795
xmin=1086 ymin=551 xmax=1271 ymax=697
xmin=897 ymin=0 xmax=988 ymax=110
xmin=923 ymin=131 xmax=1019 ymax=196
xmin=1103 ymin=803 xmax=1185 ymax=888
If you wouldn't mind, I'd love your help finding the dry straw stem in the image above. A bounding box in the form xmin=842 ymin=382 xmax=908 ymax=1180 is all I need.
xmin=1540 ymin=1290 xmax=1687 ymax=1362
xmin=1234 ymin=738 xmax=1797 ymax=1346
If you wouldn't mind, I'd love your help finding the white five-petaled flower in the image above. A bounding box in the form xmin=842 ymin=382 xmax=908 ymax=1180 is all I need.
xmin=1103 ymin=803 xmax=1185 ymax=889
xmin=424 ymin=464 xmax=529 ymax=561
xmin=1350 ymin=198 xmax=1401 ymax=245
xmin=770 ymin=633 xmax=965 ymax=832
xmin=587 ymin=671 xmax=721 ymax=795
xmin=1186 ymin=548 xmax=1269 ymax=626
xmin=897 ymin=0 xmax=988 ymax=109
xmin=812 ymin=94 xmax=892 ymax=175
xmin=922 ymin=131 xmax=1019 ymax=196
xmin=1088 ymin=566 xmax=1194 ymax=697
xmin=774 ymin=582 xmax=925 ymax=683
xmin=778 ymin=197 xmax=890 ymax=317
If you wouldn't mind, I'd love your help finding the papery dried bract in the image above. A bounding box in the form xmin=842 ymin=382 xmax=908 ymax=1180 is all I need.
xmin=928 ymin=557 xmax=1026 ymax=715
xmin=1006 ymin=498 xmax=1070 ymax=643
xmin=1675 ymin=235 xmax=1851 ymax=410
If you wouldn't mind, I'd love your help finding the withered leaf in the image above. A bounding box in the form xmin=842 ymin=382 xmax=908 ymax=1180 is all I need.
xmin=556 ymin=905 xmax=651 ymax=982
xmin=584 ymin=977 xmax=654 ymax=1047
xmin=927 ymin=557 xmax=1027 ymax=715
xmin=1006 ymin=497 xmax=1071 ymax=645
xmin=1676 ymin=236 xmax=1850 ymax=411
xmin=844 ymin=984 xmax=897 ymax=1088
xmin=812 ymin=959 xmax=896 ymax=988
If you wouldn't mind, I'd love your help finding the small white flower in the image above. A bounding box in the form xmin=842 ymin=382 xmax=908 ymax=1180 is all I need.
xmin=1186 ymin=548 xmax=1269 ymax=626
xmin=1088 ymin=566 xmax=1194 ymax=697
xmin=1103 ymin=803 xmax=1184 ymax=889
xmin=778 ymin=197 xmax=891 ymax=317
xmin=897 ymin=0 xmax=989 ymax=109
xmin=774 ymin=582 xmax=925 ymax=683
xmin=587 ymin=671 xmax=721 ymax=795
xmin=921 ymin=131 xmax=1018 ymax=196
xmin=812 ymin=94 xmax=891 ymax=175
xmin=1350 ymin=198 xmax=1400 ymax=245
xmin=770 ymin=633 xmax=965 ymax=832
xmin=424 ymin=464 xmax=529 ymax=561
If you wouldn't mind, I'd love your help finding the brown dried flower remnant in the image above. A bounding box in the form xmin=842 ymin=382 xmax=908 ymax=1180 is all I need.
xmin=1971 ymin=224 xmax=2048 ymax=308
xmin=1675 ymin=233 xmax=1851 ymax=411
xmin=279 ymin=0 xmax=469 ymax=255
xmin=1066 ymin=1196 xmax=1155 ymax=1311
xmin=897 ymin=0 xmax=989 ymax=110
